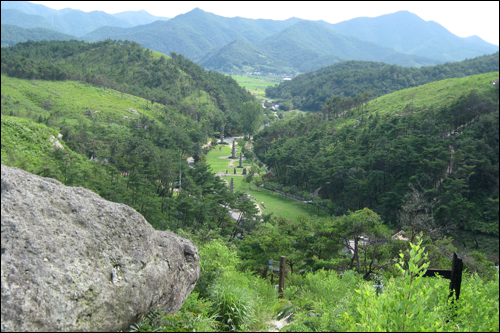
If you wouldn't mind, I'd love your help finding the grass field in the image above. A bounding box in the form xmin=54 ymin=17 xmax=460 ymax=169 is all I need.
xmin=206 ymin=143 xmax=328 ymax=220
xmin=221 ymin=175 xmax=327 ymax=221
xmin=206 ymin=144 xmax=253 ymax=173
xmin=230 ymin=75 xmax=282 ymax=99
xmin=366 ymin=71 xmax=499 ymax=117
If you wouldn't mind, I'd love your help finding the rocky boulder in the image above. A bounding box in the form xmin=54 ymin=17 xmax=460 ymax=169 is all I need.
xmin=1 ymin=165 xmax=200 ymax=332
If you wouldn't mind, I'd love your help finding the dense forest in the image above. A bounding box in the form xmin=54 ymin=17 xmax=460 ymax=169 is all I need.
xmin=1 ymin=39 xmax=498 ymax=332
xmin=256 ymin=73 xmax=499 ymax=253
xmin=266 ymin=52 xmax=500 ymax=111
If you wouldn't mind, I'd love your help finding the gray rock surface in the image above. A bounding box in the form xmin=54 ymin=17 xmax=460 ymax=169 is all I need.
xmin=1 ymin=165 xmax=200 ymax=332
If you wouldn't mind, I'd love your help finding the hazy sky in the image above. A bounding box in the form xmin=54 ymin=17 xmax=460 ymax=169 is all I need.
xmin=30 ymin=1 xmax=499 ymax=45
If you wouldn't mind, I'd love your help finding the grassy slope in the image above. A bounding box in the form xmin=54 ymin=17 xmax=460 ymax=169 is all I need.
xmin=328 ymin=71 xmax=499 ymax=130
xmin=2 ymin=116 xmax=67 ymax=171
xmin=0 ymin=74 xmax=169 ymax=173
xmin=1 ymin=74 xmax=162 ymax=126
xmin=0 ymin=71 xmax=219 ymax=129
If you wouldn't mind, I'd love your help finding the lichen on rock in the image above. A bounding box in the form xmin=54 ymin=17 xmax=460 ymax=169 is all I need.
xmin=1 ymin=165 xmax=200 ymax=332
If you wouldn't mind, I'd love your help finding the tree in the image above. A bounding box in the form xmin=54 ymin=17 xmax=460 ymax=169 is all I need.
xmin=337 ymin=208 xmax=386 ymax=275
xmin=239 ymin=101 xmax=263 ymax=140
xmin=398 ymin=184 xmax=448 ymax=242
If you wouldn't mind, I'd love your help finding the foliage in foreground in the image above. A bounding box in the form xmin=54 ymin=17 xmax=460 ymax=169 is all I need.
xmin=129 ymin=238 xmax=498 ymax=332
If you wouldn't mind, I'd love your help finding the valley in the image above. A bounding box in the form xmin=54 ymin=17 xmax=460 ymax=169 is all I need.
xmin=230 ymin=74 xmax=283 ymax=99
xmin=0 ymin=2 xmax=499 ymax=332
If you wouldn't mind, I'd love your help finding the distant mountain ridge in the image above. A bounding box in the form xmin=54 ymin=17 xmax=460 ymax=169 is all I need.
xmin=331 ymin=11 xmax=498 ymax=62
xmin=198 ymin=39 xmax=293 ymax=73
xmin=84 ymin=8 xmax=302 ymax=61
xmin=0 ymin=1 xmax=169 ymax=37
xmin=80 ymin=8 xmax=445 ymax=72
xmin=2 ymin=3 xmax=498 ymax=74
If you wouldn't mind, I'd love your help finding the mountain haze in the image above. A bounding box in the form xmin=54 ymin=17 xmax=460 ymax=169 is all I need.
xmin=1 ymin=24 xmax=77 ymax=46
xmin=1 ymin=1 xmax=170 ymax=37
xmin=332 ymin=10 xmax=499 ymax=62
xmin=258 ymin=20 xmax=441 ymax=72
xmin=82 ymin=8 xmax=302 ymax=61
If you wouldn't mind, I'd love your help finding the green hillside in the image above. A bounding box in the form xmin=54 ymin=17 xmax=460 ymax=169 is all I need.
xmin=1 ymin=40 xmax=255 ymax=134
xmin=0 ymin=71 xmax=260 ymax=236
xmin=254 ymin=72 xmax=499 ymax=254
xmin=82 ymin=8 xmax=300 ymax=61
xmin=266 ymin=52 xmax=500 ymax=111
xmin=1 ymin=8 xmax=498 ymax=331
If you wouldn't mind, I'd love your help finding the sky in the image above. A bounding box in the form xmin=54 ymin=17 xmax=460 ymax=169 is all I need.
xmin=30 ymin=1 xmax=499 ymax=45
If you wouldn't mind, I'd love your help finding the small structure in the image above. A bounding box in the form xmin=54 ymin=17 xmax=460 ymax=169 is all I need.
xmin=230 ymin=178 xmax=234 ymax=193
xmin=238 ymin=152 xmax=243 ymax=168
xmin=231 ymin=141 xmax=236 ymax=159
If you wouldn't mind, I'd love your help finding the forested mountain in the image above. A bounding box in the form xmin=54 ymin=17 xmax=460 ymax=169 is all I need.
xmin=1 ymin=0 xmax=60 ymax=17
xmin=0 ymin=8 xmax=131 ymax=37
xmin=1 ymin=9 xmax=498 ymax=330
xmin=332 ymin=10 xmax=499 ymax=62
xmin=0 ymin=40 xmax=254 ymax=135
xmin=258 ymin=20 xmax=440 ymax=72
xmin=266 ymin=52 xmax=500 ymax=110
xmin=83 ymin=8 xmax=301 ymax=61
xmin=0 ymin=1 xmax=169 ymax=37
xmin=81 ymin=9 xmax=442 ymax=73
xmin=1 ymin=24 xmax=77 ymax=47
xmin=1 ymin=9 xmax=57 ymax=31
xmin=255 ymin=72 xmax=499 ymax=249
xmin=198 ymin=39 xmax=293 ymax=73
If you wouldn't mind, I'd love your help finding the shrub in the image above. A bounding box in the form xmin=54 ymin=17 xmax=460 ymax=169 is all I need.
xmin=340 ymin=237 xmax=487 ymax=332
xmin=195 ymin=239 xmax=239 ymax=299
xmin=209 ymin=270 xmax=256 ymax=331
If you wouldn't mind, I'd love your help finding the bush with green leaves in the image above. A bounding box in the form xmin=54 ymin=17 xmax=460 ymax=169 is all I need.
xmin=339 ymin=237 xmax=499 ymax=332
xmin=279 ymin=270 xmax=363 ymax=332
xmin=208 ymin=270 xmax=256 ymax=331
xmin=129 ymin=292 xmax=217 ymax=332
xmin=200 ymin=240 xmax=279 ymax=331
xmin=195 ymin=239 xmax=240 ymax=299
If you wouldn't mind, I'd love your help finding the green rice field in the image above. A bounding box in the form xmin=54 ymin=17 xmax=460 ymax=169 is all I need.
xmin=230 ymin=75 xmax=282 ymax=99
